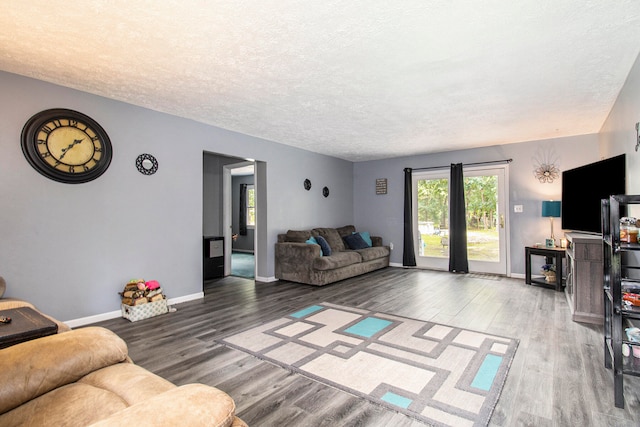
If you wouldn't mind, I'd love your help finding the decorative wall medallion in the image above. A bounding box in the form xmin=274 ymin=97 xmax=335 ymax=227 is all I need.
xmin=534 ymin=163 xmax=559 ymax=183
xmin=322 ymin=186 xmax=330 ymax=198
xmin=21 ymin=108 xmax=112 ymax=183
xmin=532 ymin=148 xmax=560 ymax=184
xmin=136 ymin=153 xmax=158 ymax=175
xmin=304 ymin=179 xmax=312 ymax=190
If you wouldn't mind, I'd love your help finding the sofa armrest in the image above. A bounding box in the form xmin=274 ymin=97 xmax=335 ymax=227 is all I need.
xmin=371 ymin=236 xmax=383 ymax=247
xmin=275 ymin=242 xmax=321 ymax=265
xmin=0 ymin=327 xmax=128 ymax=415
xmin=275 ymin=242 xmax=321 ymax=282
xmin=88 ymin=384 xmax=247 ymax=427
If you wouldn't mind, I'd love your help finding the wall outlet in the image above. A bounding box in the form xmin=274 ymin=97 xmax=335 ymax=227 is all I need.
xmin=389 ymin=242 xmax=394 ymax=250
xmin=514 ymin=205 xmax=523 ymax=213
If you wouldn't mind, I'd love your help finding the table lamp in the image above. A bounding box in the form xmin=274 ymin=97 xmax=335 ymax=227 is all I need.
xmin=542 ymin=200 xmax=561 ymax=247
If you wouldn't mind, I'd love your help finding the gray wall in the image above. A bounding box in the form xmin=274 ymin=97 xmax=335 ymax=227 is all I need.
xmin=232 ymin=174 xmax=255 ymax=252
xmin=600 ymin=50 xmax=640 ymax=212
xmin=0 ymin=70 xmax=353 ymax=323
xmin=353 ymin=134 xmax=600 ymax=275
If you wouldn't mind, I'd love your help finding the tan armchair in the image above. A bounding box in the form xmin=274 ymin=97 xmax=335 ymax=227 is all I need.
xmin=0 ymin=327 xmax=246 ymax=426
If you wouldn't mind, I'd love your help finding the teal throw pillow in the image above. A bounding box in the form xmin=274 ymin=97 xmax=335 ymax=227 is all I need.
xmin=353 ymin=231 xmax=372 ymax=247
xmin=315 ymin=235 xmax=332 ymax=256
xmin=305 ymin=237 xmax=322 ymax=256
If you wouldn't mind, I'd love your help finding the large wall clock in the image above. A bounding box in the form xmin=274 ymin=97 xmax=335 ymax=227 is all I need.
xmin=21 ymin=108 xmax=113 ymax=184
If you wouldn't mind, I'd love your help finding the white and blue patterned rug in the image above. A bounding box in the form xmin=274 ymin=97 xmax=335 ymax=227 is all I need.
xmin=220 ymin=302 xmax=518 ymax=426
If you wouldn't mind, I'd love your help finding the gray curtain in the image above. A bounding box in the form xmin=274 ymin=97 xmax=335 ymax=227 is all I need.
xmin=403 ymin=168 xmax=416 ymax=266
xmin=239 ymin=183 xmax=247 ymax=236
xmin=449 ymin=163 xmax=468 ymax=273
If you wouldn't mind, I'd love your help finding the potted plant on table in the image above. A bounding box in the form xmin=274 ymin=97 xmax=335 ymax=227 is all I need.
xmin=541 ymin=264 xmax=556 ymax=282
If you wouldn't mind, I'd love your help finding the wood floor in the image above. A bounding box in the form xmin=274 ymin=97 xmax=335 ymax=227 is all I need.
xmin=91 ymin=268 xmax=640 ymax=426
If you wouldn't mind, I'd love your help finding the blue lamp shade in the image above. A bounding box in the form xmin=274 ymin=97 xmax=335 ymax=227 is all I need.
xmin=541 ymin=200 xmax=561 ymax=218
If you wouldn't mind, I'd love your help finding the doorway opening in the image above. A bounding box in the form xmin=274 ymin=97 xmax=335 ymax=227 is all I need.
xmin=203 ymin=152 xmax=260 ymax=287
xmin=228 ymin=162 xmax=255 ymax=278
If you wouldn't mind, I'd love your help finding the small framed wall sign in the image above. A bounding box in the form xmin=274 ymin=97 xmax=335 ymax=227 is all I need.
xmin=376 ymin=178 xmax=388 ymax=195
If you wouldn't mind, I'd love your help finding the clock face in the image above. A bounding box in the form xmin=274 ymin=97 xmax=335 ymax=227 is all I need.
xmin=21 ymin=109 xmax=112 ymax=183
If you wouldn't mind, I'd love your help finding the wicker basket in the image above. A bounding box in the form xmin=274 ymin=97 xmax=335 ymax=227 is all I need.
xmin=121 ymin=299 xmax=168 ymax=322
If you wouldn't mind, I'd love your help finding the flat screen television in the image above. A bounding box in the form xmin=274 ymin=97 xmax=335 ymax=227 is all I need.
xmin=561 ymin=154 xmax=626 ymax=234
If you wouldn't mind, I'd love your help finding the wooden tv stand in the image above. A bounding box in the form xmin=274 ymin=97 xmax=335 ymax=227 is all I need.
xmin=564 ymin=232 xmax=604 ymax=324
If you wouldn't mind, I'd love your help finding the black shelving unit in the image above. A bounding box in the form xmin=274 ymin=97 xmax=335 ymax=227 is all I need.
xmin=203 ymin=236 xmax=224 ymax=280
xmin=602 ymin=194 xmax=640 ymax=408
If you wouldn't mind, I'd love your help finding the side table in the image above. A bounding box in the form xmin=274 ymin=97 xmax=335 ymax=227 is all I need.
xmin=525 ymin=246 xmax=566 ymax=291
xmin=0 ymin=307 xmax=58 ymax=348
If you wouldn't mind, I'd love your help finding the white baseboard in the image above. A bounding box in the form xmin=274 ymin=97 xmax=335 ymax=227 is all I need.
xmin=64 ymin=292 xmax=205 ymax=328
xmin=256 ymin=275 xmax=278 ymax=283
xmin=64 ymin=310 xmax=122 ymax=328
xmin=389 ymin=262 xmax=405 ymax=268
xmin=167 ymin=292 xmax=204 ymax=305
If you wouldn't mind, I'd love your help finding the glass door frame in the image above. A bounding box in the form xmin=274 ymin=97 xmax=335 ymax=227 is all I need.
xmin=411 ymin=163 xmax=510 ymax=275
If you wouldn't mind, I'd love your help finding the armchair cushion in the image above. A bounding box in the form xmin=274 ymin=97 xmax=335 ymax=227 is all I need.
xmin=0 ymin=327 xmax=128 ymax=414
xmin=89 ymin=384 xmax=239 ymax=427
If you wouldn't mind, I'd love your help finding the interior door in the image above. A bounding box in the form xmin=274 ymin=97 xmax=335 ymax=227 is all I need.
xmin=412 ymin=165 xmax=509 ymax=274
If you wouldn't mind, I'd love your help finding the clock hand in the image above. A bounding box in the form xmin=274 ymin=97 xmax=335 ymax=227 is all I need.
xmin=59 ymin=138 xmax=84 ymax=159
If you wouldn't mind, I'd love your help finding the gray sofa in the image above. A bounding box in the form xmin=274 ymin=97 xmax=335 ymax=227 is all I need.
xmin=275 ymin=225 xmax=390 ymax=286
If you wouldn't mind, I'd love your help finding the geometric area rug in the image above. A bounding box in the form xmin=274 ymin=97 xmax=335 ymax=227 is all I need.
xmin=219 ymin=302 xmax=518 ymax=426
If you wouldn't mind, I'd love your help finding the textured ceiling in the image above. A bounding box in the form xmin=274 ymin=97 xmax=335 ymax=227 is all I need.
xmin=1 ymin=1 xmax=640 ymax=161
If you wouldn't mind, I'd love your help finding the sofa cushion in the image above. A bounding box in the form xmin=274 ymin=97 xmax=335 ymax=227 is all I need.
xmin=313 ymin=251 xmax=362 ymax=271
xmin=313 ymin=228 xmax=346 ymax=252
xmin=356 ymin=246 xmax=391 ymax=262
xmin=336 ymin=225 xmax=356 ymax=237
xmin=343 ymin=233 xmax=370 ymax=250
xmin=286 ymin=229 xmax=312 ymax=243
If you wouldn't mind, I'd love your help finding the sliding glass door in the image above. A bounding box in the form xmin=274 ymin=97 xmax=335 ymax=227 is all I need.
xmin=412 ymin=165 xmax=508 ymax=274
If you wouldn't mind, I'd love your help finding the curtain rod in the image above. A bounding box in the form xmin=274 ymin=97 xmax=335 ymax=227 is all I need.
xmin=410 ymin=158 xmax=512 ymax=172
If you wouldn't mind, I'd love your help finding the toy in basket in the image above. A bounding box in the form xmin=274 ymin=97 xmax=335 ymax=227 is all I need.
xmin=119 ymin=279 xmax=168 ymax=322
